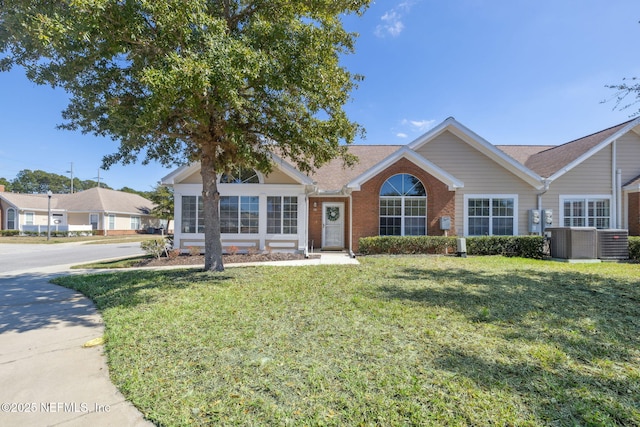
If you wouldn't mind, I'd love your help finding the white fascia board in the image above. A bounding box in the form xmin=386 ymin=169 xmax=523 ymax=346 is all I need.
xmin=161 ymin=154 xmax=314 ymax=186
xmin=268 ymin=153 xmax=315 ymax=185
xmin=408 ymin=117 xmax=544 ymax=189
xmin=347 ymin=147 xmax=464 ymax=191
xmin=622 ymin=183 xmax=640 ymax=192
xmin=547 ymin=118 xmax=640 ymax=183
xmin=161 ymin=163 xmax=200 ymax=185
xmin=406 ymin=117 xmax=457 ymax=150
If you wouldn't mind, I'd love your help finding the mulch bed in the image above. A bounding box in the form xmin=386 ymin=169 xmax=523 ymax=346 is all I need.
xmin=135 ymin=252 xmax=306 ymax=267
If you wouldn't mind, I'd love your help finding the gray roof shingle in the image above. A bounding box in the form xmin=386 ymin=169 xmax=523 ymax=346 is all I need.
xmin=1 ymin=187 xmax=154 ymax=214
xmin=309 ymin=145 xmax=403 ymax=192
xmin=523 ymin=120 xmax=635 ymax=178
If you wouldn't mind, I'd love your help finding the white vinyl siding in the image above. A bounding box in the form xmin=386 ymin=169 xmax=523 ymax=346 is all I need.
xmin=615 ymin=132 xmax=640 ymax=186
xmin=540 ymin=148 xmax=613 ymax=229
xmin=416 ymin=131 xmax=534 ymax=235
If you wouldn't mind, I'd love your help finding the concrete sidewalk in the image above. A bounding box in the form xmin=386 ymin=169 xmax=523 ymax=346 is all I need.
xmin=0 ymin=269 xmax=153 ymax=427
xmin=0 ymin=252 xmax=358 ymax=426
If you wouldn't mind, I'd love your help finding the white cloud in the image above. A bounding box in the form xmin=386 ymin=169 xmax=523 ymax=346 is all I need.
xmin=396 ymin=132 xmax=409 ymax=138
xmin=375 ymin=1 xmax=415 ymax=38
xmin=401 ymin=118 xmax=436 ymax=132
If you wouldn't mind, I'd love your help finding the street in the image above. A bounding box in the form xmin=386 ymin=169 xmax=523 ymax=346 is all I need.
xmin=0 ymin=242 xmax=144 ymax=275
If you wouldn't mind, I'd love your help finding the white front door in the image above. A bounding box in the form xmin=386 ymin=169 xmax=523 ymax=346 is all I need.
xmin=322 ymin=202 xmax=344 ymax=249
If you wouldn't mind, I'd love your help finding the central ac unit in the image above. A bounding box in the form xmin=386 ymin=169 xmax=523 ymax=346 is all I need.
xmin=597 ymin=229 xmax=629 ymax=260
xmin=547 ymin=227 xmax=597 ymax=260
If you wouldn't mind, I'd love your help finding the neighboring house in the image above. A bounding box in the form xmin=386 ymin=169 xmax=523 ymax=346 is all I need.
xmin=0 ymin=187 xmax=164 ymax=235
xmin=161 ymin=117 xmax=640 ymax=253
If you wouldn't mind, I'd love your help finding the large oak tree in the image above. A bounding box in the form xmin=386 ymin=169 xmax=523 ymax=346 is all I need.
xmin=1 ymin=0 xmax=369 ymax=270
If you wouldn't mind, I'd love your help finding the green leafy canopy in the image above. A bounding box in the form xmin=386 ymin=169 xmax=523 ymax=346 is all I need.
xmin=1 ymin=0 xmax=369 ymax=173
xmin=1 ymin=0 xmax=371 ymax=270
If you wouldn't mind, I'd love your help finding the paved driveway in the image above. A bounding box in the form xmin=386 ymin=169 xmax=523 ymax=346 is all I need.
xmin=0 ymin=242 xmax=152 ymax=426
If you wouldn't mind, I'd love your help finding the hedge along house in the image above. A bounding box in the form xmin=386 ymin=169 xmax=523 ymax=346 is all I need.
xmin=163 ymin=117 xmax=640 ymax=254
xmin=0 ymin=187 xmax=161 ymax=235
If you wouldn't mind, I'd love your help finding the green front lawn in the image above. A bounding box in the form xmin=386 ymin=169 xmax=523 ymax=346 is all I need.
xmin=53 ymin=256 xmax=640 ymax=426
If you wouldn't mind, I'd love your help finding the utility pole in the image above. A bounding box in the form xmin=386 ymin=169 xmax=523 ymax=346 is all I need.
xmin=66 ymin=162 xmax=74 ymax=193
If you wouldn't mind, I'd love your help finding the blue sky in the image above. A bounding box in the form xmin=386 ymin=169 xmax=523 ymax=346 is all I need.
xmin=1 ymin=0 xmax=639 ymax=192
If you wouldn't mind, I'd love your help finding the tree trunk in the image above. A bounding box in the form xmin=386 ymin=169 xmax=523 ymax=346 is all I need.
xmin=201 ymin=155 xmax=224 ymax=272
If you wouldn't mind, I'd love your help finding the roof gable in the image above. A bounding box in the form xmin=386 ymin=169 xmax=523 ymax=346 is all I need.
xmin=161 ymin=153 xmax=314 ymax=186
xmin=525 ymin=118 xmax=640 ymax=179
xmin=347 ymin=147 xmax=464 ymax=191
xmin=408 ymin=117 xmax=544 ymax=189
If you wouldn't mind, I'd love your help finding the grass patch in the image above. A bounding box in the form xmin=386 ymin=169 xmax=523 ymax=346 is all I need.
xmin=70 ymin=255 xmax=151 ymax=269
xmin=0 ymin=234 xmax=160 ymax=244
xmin=53 ymin=256 xmax=640 ymax=426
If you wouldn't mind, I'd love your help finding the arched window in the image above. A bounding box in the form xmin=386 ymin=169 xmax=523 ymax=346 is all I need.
xmin=220 ymin=167 xmax=260 ymax=184
xmin=6 ymin=208 xmax=16 ymax=230
xmin=379 ymin=174 xmax=426 ymax=236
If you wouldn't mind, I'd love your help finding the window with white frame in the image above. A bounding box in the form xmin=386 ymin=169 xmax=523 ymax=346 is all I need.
xmin=181 ymin=196 xmax=204 ymax=233
xmin=379 ymin=174 xmax=427 ymax=236
xmin=90 ymin=213 xmax=99 ymax=230
xmin=7 ymin=208 xmax=15 ymax=230
xmin=25 ymin=212 xmax=34 ymax=226
xmin=108 ymin=214 xmax=116 ymax=230
xmin=130 ymin=216 xmax=141 ymax=230
xmin=220 ymin=196 xmax=259 ymax=234
xmin=220 ymin=167 xmax=260 ymax=184
xmin=267 ymin=196 xmax=298 ymax=234
xmin=466 ymin=196 xmax=516 ymax=236
xmin=562 ymin=197 xmax=610 ymax=228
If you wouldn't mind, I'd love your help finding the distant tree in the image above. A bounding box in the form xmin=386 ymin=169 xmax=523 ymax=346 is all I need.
xmin=1 ymin=1 xmax=370 ymax=271
xmin=11 ymin=169 xmax=68 ymax=193
xmin=6 ymin=169 xmax=114 ymax=193
xmin=147 ymin=183 xmax=174 ymax=234
xmin=119 ymin=186 xmax=150 ymax=198
xmin=78 ymin=180 xmax=112 ymax=191
xmin=0 ymin=177 xmax=11 ymax=191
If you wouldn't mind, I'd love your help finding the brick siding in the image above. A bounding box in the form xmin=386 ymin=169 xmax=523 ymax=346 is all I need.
xmin=309 ymin=157 xmax=453 ymax=252
xmin=629 ymin=193 xmax=639 ymax=236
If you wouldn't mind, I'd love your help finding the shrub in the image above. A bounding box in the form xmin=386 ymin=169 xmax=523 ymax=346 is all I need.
xmin=188 ymin=246 xmax=201 ymax=256
xmin=167 ymin=249 xmax=181 ymax=260
xmin=140 ymin=238 xmax=169 ymax=259
xmin=629 ymin=236 xmax=640 ymax=261
xmin=465 ymin=236 xmax=544 ymax=259
xmin=358 ymin=235 xmax=545 ymax=259
xmin=359 ymin=236 xmax=457 ymax=255
xmin=0 ymin=230 xmax=19 ymax=237
xmin=226 ymin=245 xmax=239 ymax=255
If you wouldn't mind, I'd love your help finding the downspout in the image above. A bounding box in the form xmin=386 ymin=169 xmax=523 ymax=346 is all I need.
xmin=612 ymin=140 xmax=617 ymax=229
xmin=617 ymin=168 xmax=623 ymax=229
xmin=349 ymin=192 xmax=355 ymax=258
xmin=537 ymin=180 xmax=550 ymax=235
xmin=304 ymin=194 xmax=310 ymax=258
